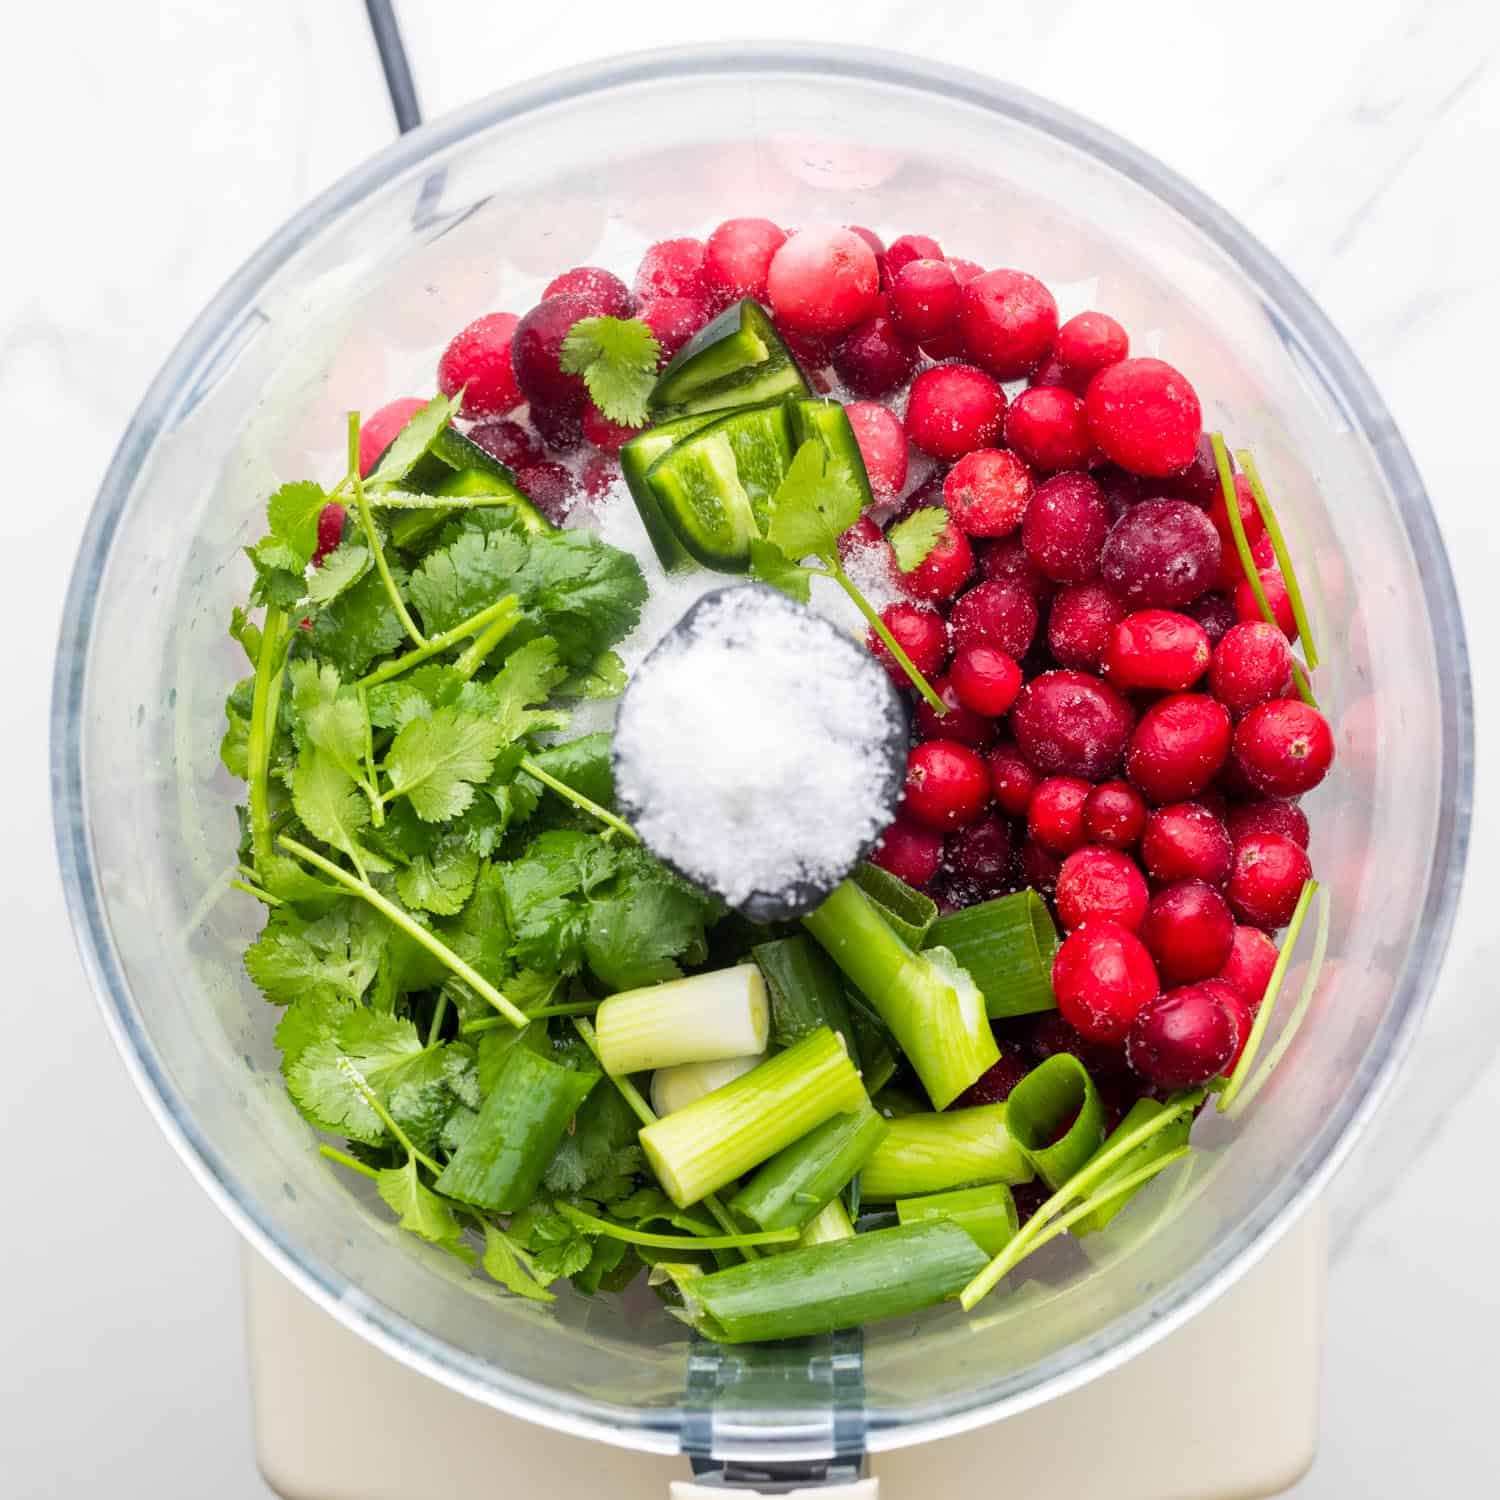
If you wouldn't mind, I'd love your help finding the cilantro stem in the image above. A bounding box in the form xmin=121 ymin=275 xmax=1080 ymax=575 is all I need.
xmin=246 ymin=604 xmax=289 ymax=867
xmin=519 ymin=756 xmax=639 ymax=843
xmin=820 ymin=557 xmax=947 ymax=714
xmin=335 ymin=1054 xmax=444 ymax=1176
xmin=320 ymin=1143 xmax=381 ymax=1182
xmin=357 ymin=596 xmax=521 ymax=690
xmin=426 ymin=993 xmax=449 ymax=1048
xmin=453 ymin=612 xmax=518 ymax=682
xmin=462 ymin=1001 xmax=600 ymax=1035
xmin=348 ymin=412 xmax=426 ymax=651
xmin=1233 ymin=449 xmax=1320 ymax=670
xmin=554 ymin=1201 xmax=799 ymax=1252
xmin=356 ymin=684 xmax=384 ymax=828
xmin=230 ymin=877 xmax=283 ymax=907
xmin=277 ymin=835 xmax=530 ymax=1028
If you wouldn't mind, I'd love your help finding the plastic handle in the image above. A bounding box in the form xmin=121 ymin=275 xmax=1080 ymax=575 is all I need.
xmin=671 ymin=1482 xmax=878 ymax=1500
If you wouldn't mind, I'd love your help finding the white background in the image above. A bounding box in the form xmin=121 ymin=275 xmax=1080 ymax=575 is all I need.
xmin=2 ymin=2 xmax=1496 ymax=1495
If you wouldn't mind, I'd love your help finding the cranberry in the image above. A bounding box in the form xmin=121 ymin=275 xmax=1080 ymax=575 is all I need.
xmin=312 ymin=503 xmax=346 ymax=566
xmin=778 ymin=325 xmax=835 ymax=374
xmin=915 ymin=676 xmax=995 ymax=749
xmin=1126 ymin=981 xmax=1241 ymax=1087
xmin=1103 ymin=609 xmax=1212 ymax=692
xmin=1163 ymin=433 xmax=1227 ymax=507
xmin=1141 ymin=803 xmax=1233 ymax=886
xmin=1028 ymin=356 xmax=1072 ymax=390
xmin=1100 ymin=499 xmax=1222 ymax=608
xmin=903 ymin=741 xmax=992 ymax=830
xmin=1094 ymin=463 xmax=1153 ymax=516
xmin=988 ymin=742 xmax=1040 ymax=817
xmin=1021 ymin=1012 xmax=1130 ymax=1078
xmin=946 ymin=256 xmax=984 ymax=284
xmin=1019 ymin=836 xmax=1063 ymax=895
xmin=437 ymin=312 xmax=523 ymax=418
xmin=542 ymin=266 xmax=633 ymax=315
xmin=578 ymin=454 xmax=619 ymax=500
xmin=1226 ymin=833 xmax=1313 ymax=928
xmin=899 ymin=513 xmax=973 ymax=601
xmin=581 ymin=404 xmax=642 ymax=454
xmin=639 ymin=296 xmax=708 ymax=364
xmin=1234 ymin=567 xmax=1298 ymax=640
xmin=1232 ymin=700 xmax=1334 ymax=797
xmin=868 ymin=601 xmax=948 ymax=683
xmin=871 ymin=817 xmax=945 ymax=888
xmin=357 ymin=397 xmax=425 ymax=476
xmin=1225 ymin=798 xmax=1310 ymax=850
xmin=947 ymin=814 xmax=1015 ymax=901
xmin=1011 ymin=670 xmax=1135 ymax=779
xmin=885 ymin=233 xmax=943 ymax=274
xmin=943 ymin=449 xmax=1033 ymax=538
xmin=889 ymin=258 xmax=961 ymax=342
xmin=950 ymin=642 xmax=1022 ymax=717
xmin=1185 ymin=591 xmax=1237 ymax=645
xmin=956 ymin=1054 xmax=1031 ymax=1108
xmin=833 ymin=314 xmax=919 ymax=398
xmin=905 ymin=364 xmax=1008 ymax=461
xmin=703 ymin=218 xmax=787 ymax=304
xmin=1056 ymin=846 xmax=1150 ymax=932
xmin=1085 ymin=358 xmax=1202 ymax=477
xmin=1022 ymin=472 xmax=1110 ymax=582
xmin=1218 ymin=984 xmax=1256 ymax=1071
xmin=633 ymin=238 xmax=709 ymax=304
xmin=838 ymin=516 xmax=900 ymax=589
xmin=958 ymin=269 xmax=1059 ymax=379
xmin=1126 ymin=694 xmax=1232 ymax=803
xmin=844 ymin=401 xmax=909 ymax=499
xmin=976 ymin=536 xmax=1055 ymax=605
xmin=1055 ymin=311 xmax=1129 ymax=389
xmin=1027 ymin=775 xmax=1092 ymax=856
xmin=1141 ymin=879 xmax=1235 ymax=984
xmin=1004 ymin=387 xmax=1095 ymax=472
xmin=766 ymin=225 xmax=881 ymax=337
xmin=1053 ymin=921 xmax=1160 ymax=1044
xmin=1209 ymin=622 xmax=1294 ymax=717
xmin=1048 ymin=583 xmax=1126 ymax=670
xmin=516 ymin=461 xmax=580 ymax=522
xmin=1083 ymin=780 xmax=1148 ymax=849
xmin=529 ymin=400 xmax=584 ymax=453
xmin=1218 ymin=924 xmax=1280 ymax=1010
xmin=511 ymin=293 xmax=594 ymax=412
xmin=468 ymin=418 xmax=543 ymax=471
xmin=1218 ymin=529 xmax=1275 ymax=595
xmin=1206 ymin=470 xmax=1266 ymax=545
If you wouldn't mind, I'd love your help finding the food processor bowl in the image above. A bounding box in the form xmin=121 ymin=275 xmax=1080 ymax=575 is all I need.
xmin=51 ymin=45 xmax=1471 ymax=1467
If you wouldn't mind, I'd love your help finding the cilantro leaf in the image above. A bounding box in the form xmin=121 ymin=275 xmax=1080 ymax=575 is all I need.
xmin=520 ymin=733 xmax=615 ymax=818
xmin=220 ymin=680 xmax=251 ymax=780
xmin=887 ymin=507 xmax=948 ymax=573
xmin=559 ymin=316 xmax=660 ymax=428
xmin=583 ymin=846 xmax=717 ymax=990
xmin=456 ymin=636 xmax=570 ymax=743
xmin=481 ymin=1224 xmax=555 ymax=1303
xmin=376 ymin=1158 xmax=475 ymax=1263
xmin=437 ymin=862 xmax=513 ymax=994
xmin=245 ymin=901 xmax=385 ymax=1006
xmin=367 ymin=663 xmax=460 ymax=732
xmin=384 ymin=707 xmax=506 ymax=822
xmin=395 ymin=842 xmax=480 ymax=916
xmin=408 ymin=527 xmax=531 ymax=636
xmin=245 ymin=538 xmax=306 ymax=610
xmin=292 ymin=750 xmax=379 ymax=874
xmin=273 ymin=990 xmax=355 ymax=1072
xmin=229 ymin=607 xmax=262 ymax=668
xmin=543 ymin=1084 xmax=643 ymax=1203
xmin=498 ymin=830 xmax=618 ymax=974
xmin=287 ymin=658 xmax=370 ymax=777
xmin=765 ymin=439 xmax=862 ymax=562
xmin=309 ymin=563 xmax=410 ymax=676
xmin=527 ymin=1211 xmax=596 ymax=1280
xmin=306 ymin=540 xmax=371 ymax=605
xmin=561 ymin=650 xmax=626 ymax=700
xmin=266 ymin=481 xmax=329 ymax=569
xmin=364 ymin=392 xmax=464 ymax=489
xmin=748 ymin=538 xmax=812 ymax=602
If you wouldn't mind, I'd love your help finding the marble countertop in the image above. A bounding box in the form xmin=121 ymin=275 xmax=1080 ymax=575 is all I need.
xmin=4 ymin=2 xmax=1495 ymax=1494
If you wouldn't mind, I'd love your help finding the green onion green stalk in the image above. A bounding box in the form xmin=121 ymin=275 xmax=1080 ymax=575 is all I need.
xmin=896 ymin=1183 xmax=1020 ymax=1256
xmin=1004 ymin=1053 xmax=1107 ymax=1190
xmin=753 ymin=935 xmax=858 ymax=1056
xmin=860 ymin=1103 xmax=1033 ymax=1201
xmin=853 ymin=862 xmax=940 ymax=948
xmin=925 ymin=890 xmax=1059 ymax=1019
xmin=1069 ymin=1097 xmax=1192 ymax=1235
xmin=730 ymin=1102 xmax=889 ymax=1232
xmin=796 ymin=1197 xmax=856 ymax=1248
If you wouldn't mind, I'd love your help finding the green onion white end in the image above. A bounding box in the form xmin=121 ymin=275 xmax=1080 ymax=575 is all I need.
xmin=595 ymin=963 xmax=769 ymax=1077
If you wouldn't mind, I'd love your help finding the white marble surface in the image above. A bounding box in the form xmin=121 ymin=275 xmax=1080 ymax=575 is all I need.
xmin=3 ymin=1 xmax=1496 ymax=1495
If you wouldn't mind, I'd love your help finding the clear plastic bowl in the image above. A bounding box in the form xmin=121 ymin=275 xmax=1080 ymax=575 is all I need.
xmin=51 ymin=45 xmax=1471 ymax=1464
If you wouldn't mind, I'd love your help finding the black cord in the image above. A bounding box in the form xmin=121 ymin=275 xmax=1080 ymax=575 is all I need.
xmin=364 ymin=0 xmax=422 ymax=133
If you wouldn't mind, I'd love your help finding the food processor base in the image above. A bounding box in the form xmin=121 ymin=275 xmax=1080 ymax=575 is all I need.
xmin=245 ymin=1201 xmax=1323 ymax=1499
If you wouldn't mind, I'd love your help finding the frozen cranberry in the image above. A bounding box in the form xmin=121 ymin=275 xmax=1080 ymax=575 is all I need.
xmin=633 ymin=238 xmax=709 ymax=304
xmin=943 ymin=449 xmax=1033 ymax=537
xmin=1056 ymin=846 xmax=1150 ymax=932
xmin=899 ymin=513 xmax=973 ymax=601
xmin=958 ymin=269 xmax=1059 ymax=379
xmin=1055 ymin=311 xmax=1129 ymax=389
xmin=1209 ymin=622 xmax=1294 ymax=717
xmin=516 ymin=461 xmax=580 ymax=522
xmin=511 ymin=293 xmax=594 ymax=411
xmin=1227 ymin=833 xmax=1312 ymax=928
xmin=1047 ymin=583 xmax=1126 ymax=670
xmin=1127 ymin=694 xmax=1232 ymax=803
xmin=1085 ymin=358 xmax=1202 ymax=477
xmin=1206 ymin=468 xmax=1265 ymax=543
xmin=312 ymin=503 xmax=346 ymax=567
xmin=956 ymin=1054 xmax=1031 ymax=1108
xmin=1094 ymin=462 xmax=1153 ymax=517
xmin=1100 ymin=498 xmax=1221 ymax=609
xmin=581 ymin=404 xmax=642 ymax=454
xmin=889 ymin=258 xmax=961 ymax=342
xmin=1234 ymin=567 xmax=1298 ymax=640
xmin=1103 ymin=609 xmax=1212 ymax=692
xmin=903 ymin=741 xmax=992 ymax=830
xmin=1028 ymin=356 xmax=1071 ymax=390
xmin=1004 ymin=387 xmax=1094 ymax=472
xmin=947 ymin=814 xmax=1015 ymax=901
xmin=1226 ymin=798 xmax=1309 ymax=850
xmin=1126 ymin=981 xmax=1241 ymax=1087
xmin=703 ymin=218 xmax=787 ymax=304
xmin=1023 ymin=473 xmax=1110 ymax=582
xmin=950 ymin=642 xmax=1023 ymax=717
xmin=639 ymin=296 xmax=709 ymax=364
xmin=886 ymin=233 xmax=944 ymax=276
xmin=1053 ymin=921 xmax=1160 ymax=1044
xmin=1185 ymin=591 xmax=1237 ymax=645
xmin=542 ymin=266 xmax=633 ymax=315
xmin=894 ymin=467 xmax=946 ymax=520
xmin=838 ymin=516 xmax=899 ymax=586
xmin=468 ymin=418 xmax=543 ymax=471
xmin=976 ymin=536 xmax=1055 ymax=605
xmin=1141 ymin=879 xmax=1235 ymax=983
xmin=915 ymin=676 xmax=996 ymax=749
xmin=1233 ymin=700 xmax=1334 ymax=797
xmin=529 ymin=400 xmax=584 ymax=453
xmin=1084 ymin=780 xmax=1148 ymax=849
xmin=1141 ymin=803 xmax=1233 ymax=886
xmin=868 ymin=601 xmax=949 ymax=683
xmin=905 ymin=364 xmax=1008 ymax=461
xmin=833 ymin=314 xmax=919 ymax=397
xmin=766 ymin=225 xmax=881 ymax=337
xmin=988 ymin=741 xmax=1040 ymax=817
xmin=1217 ymin=528 xmax=1275 ymax=595
xmin=1218 ymin=925 xmax=1280 ymax=1010
xmin=871 ymin=817 xmax=945 ymax=888
xmin=1019 ymin=837 xmax=1063 ymax=896
xmin=844 ymin=401 xmax=909 ymax=499
xmin=1020 ymin=1012 xmax=1130 ymax=1078
xmin=777 ymin=325 xmax=835 ymax=374
xmin=1011 ymin=670 xmax=1135 ymax=779
xmin=358 ymin=397 xmax=425 ymax=476
xmin=578 ymin=453 xmax=619 ymax=500
xmin=1218 ymin=984 xmax=1256 ymax=1071
xmin=437 ymin=312 xmax=523 ymax=418
xmin=1028 ymin=775 xmax=1092 ymax=856
xmin=1163 ymin=433 xmax=1227 ymax=508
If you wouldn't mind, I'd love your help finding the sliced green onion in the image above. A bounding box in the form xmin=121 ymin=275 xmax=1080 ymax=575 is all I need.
xmin=796 ymin=1196 xmax=856 ymax=1248
xmin=650 ymin=1053 xmax=764 ymax=1116
xmin=853 ymin=861 xmax=939 ymax=948
xmin=594 ymin=963 xmax=768 ymax=1076
xmin=925 ymin=890 xmax=1058 ymax=1019
xmin=654 ymin=1221 xmax=989 ymax=1343
xmin=896 ymin=1183 xmax=1019 ymax=1256
xmin=730 ymin=1102 xmax=889 ymax=1232
xmin=1235 ymin=448 xmax=1319 ymax=669
xmin=553 ymin=1201 xmax=797 ymax=1251
xmin=639 ymin=1027 xmax=867 ymax=1207
xmin=1005 ymin=1053 xmax=1106 ymax=1190
xmin=861 ymin=1103 xmax=1032 ymax=1201
xmin=753 ymin=935 xmax=857 ymax=1059
xmin=1069 ymin=1097 xmax=1193 ymax=1235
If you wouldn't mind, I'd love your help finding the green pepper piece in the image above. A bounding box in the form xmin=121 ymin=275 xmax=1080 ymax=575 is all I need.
xmin=619 ymin=413 xmax=717 ymax=571
xmin=649 ymin=298 xmax=810 ymax=419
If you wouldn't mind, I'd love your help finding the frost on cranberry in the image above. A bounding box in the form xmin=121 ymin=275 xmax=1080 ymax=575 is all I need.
xmin=1011 ymin=670 xmax=1135 ymax=780
xmin=946 ymin=813 xmax=1015 ymax=902
xmin=1164 ymin=433 xmax=1228 ymax=508
xmin=1226 ymin=832 xmax=1313 ymax=928
xmin=703 ymin=218 xmax=787 ymax=305
xmin=639 ymin=297 xmax=710 ymax=364
xmin=1048 ymin=583 xmax=1127 ymax=671
xmin=1232 ymin=699 xmax=1334 ymax=797
xmin=1209 ymin=621 xmax=1295 ymax=716
xmin=437 ymin=312 xmax=523 ymax=418
xmin=1027 ymin=775 xmax=1093 ymax=856
xmin=1022 ymin=472 xmax=1110 ymax=582
xmin=889 ymin=258 xmax=961 ymax=343
xmin=633 ymin=238 xmax=709 ymax=305
xmin=915 ymin=676 xmax=996 ymax=749
xmin=898 ymin=514 xmax=973 ymax=602
xmin=542 ymin=266 xmax=634 ymax=316
xmin=1055 ymin=310 xmax=1129 ymax=388
xmin=1218 ymin=925 xmax=1279 ymax=1011
xmin=1004 ymin=387 xmax=1094 ymax=472
xmin=1126 ymin=981 xmax=1242 ymax=1087
xmin=766 ymin=225 xmax=881 ymax=337
xmin=868 ymin=601 xmax=948 ymax=683
xmin=1052 ymin=920 xmax=1160 ymax=1044
xmin=1084 ymin=357 xmax=1203 ymax=477
xmin=956 ymin=1054 xmax=1031 ymax=1108
xmin=468 ymin=417 xmax=542 ymax=471
xmin=1100 ymin=498 xmax=1222 ymax=608
xmin=905 ymin=364 xmax=1008 ymax=461
xmin=976 ymin=535 xmax=1055 ymax=606
xmin=903 ymin=740 xmax=992 ymax=830
xmin=1141 ymin=879 xmax=1235 ymax=984
xmin=957 ymin=268 xmax=1060 ymax=379
xmin=1141 ymin=802 xmax=1233 ymax=886
xmin=871 ymin=817 xmax=944 ymax=888
xmin=1126 ymin=693 xmax=1232 ymax=803
xmin=511 ymin=293 xmax=595 ymax=411
xmin=530 ymin=399 xmax=584 ymax=453
xmin=844 ymin=401 xmax=909 ymax=499
xmin=1225 ymin=798 xmax=1310 ymax=850
xmin=516 ymin=460 xmax=580 ymax=523
xmin=1103 ymin=609 xmax=1212 ymax=692
xmin=885 ymin=233 xmax=943 ymax=276
xmin=988 ymin=741 xmax=1039 ymax=817
xmin=357 ymin=397 xmax=426 ymax=476
xmin=1056 ymin=846 xmax=1150 ymax=932
xmin=1185 ymin=591 xmax=1238 ymax=645
xmin=1234 ymin=566 xmax=1298 ymax=640
xmin=943 ymin=449 xmax=1033 ymax=538
xmin=312 ymin=503 xmax=346 ymax=567
xmin=950 ymin=642 xmax=1022 ymax=717
xmin=833 ymin=314 xmax=919 ymax=398
xmin=1083 ymin=780 xmax=1148 ymax=849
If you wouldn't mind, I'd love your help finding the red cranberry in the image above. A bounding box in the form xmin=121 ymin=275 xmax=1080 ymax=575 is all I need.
xmin=1022 ymin=472 xmax=1110 ymax=582
xmin=1084 ymin=780 xmax=1148 ymax=849
xmin=1028 ymin=356 xmax=1071 ymax=390
xmin=1055 ymin=311 xmax=1129 ymax=389
xmin=1219 ymin=984 xmax=1256 ymax=1071
xmin=950 ymin=643 xmax=1022 ymax=717
xmin=1234 ymin=567 xmax=1298 ymax=640
xmin=1141 ymin=879 xmax=1235 ymax=984
xmin=1185 ymin=591 xmax=1237 ymax=645
xmin=871 ymin=818 xmax=945 ymax=888
xmin=516 ymin=461 xmax=579 ymax=522
xmin=868 ymin=601 xmax=949 ymax=683
xmin=949 ymin=584 xmax=1037 ymax=663
xmin=1056 ymin=846 xmax=1150 ymax=932
xmin=899 ymin=513 xmax=974 ymax=601
xmin=633 ymin=238 xmax=709 ymax=304
xmin=468 ymin=418 xmax=543 ymax=471
xmin=988 ymin=742 xmax=1040 ymax=817
xmin=943 ymin=449 xmax=1033 ymax=538
xmin=946 ymin=256 xmax=984 ymax=284
xmin=844 ymin=401 xmax=909 ymax=498
xmin=1094 ymin=462 xmax=1153 ymax=516
xmin=956 ymin=1054 xmax=1031 ymax=1108
xmin=542 ymin=266 xmax=633 ymax=315
xmin=1227 ymin=833 xmax=1313 ymax=928
xmin=833 ymin=314 xmax=919 ymax=398
xmin=1219 ymin=924 xmax=1280 ymax=1009
xmin=1164 ymin=433 xmax=1228 ymax=508
xmin=1218 ymin=528 xmax=1275 ymax=594
xmin=1141 ymin=803 xmax=1233 ymax=886
xmin=1004 ymin=387 xmax=1094 ymax=472
xmin=1226 ymin=799 xmax=1309 ymax=850
xmin=312 ymin=503 xmax=346 ymax=566
xmin=437 ymin=312 xmax=523 ymax=418
xmin=703 ymin=218 xmax=787 ymax=304
xmin=1127 ymin=694 xmax=1232 ymax=803
xmin=905 ymin=364 xmax=1008 ymax=461
xmin=1053 ymin=921 xmax=1160 ymax=1043
xmin=1047 ymin=583 xmax=1126 ymax=670
xmin=976 ymin=536 xmax=1055 ymax=605
xmin=1021 ymin=1012 xmax=1130 ymax=1078
xmin=847 ymin=225 xmax=887 ymax=266
xmin=958 ymin=269 xmax=1059 ymax=379
xmin=1103 ymin=609 xmax=1212 ymax=692
xmin=1232 ymin=700 xmax=1334 ymax=797
xmin=1207 ymin=469 xmax=1266 ymax=544
xmin=1019 ymin=836 xmax=1063 ymax=895
xmin=1100 ymin=499 xmax=1222 ymax=608
xmin=915 ymin=676 xmax=995 ymax=749
xmin=581 ymin=404 xmax=642 ymax=454
xmin=639 ymin=296 xmax=709 ymax=364
xmin=1085 ymin=358 xmax=1202 ymax=477
xmin=838 ymin=518 xmax=901 ymax=594
xmin=529 ymin=400 xmax=584 ymax=453
xmin=511 ymin=293 xmax=594 ymax=411
xmin=1027 ymin=776 xmax=1092 ymax=856
xmin=767 ymin=225 xmax=881 ymax=336
xmin=889 ymin=258 xmax=961 ymax=342
xmin=903 ymin=741 xmax=992 ymax=830
xmin=1210 ymin=622 xmax=1294 ymax=717
xmin=1126 ymin=981 xmax=1241 ymax=1087
xmin=358 ymin=397 xmax=425 ymax=476
xmin=578 ymin=454 xmax=619 ymax=500
xmin=946 ymin=814 xmax=1015 ymax=901
xmin=885 ymin=233 xmax=944 ymax=275
xmin=1011 ymin=670 xmax=1135 ymax=779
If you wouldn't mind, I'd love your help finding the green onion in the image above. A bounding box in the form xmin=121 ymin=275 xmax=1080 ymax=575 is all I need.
xmin=650 ymin=1054 xmax=764 ymax=1116
xmin=924 ymin=890 xmax=1058 ymax=1019
xmin=638 ymin=1027 xmax=867 ymax=1207
xmin=1234 ymin=448 xmax=1319 ymax=669
xmin=594 ymin=963 xmax=769 ymax=1076
xmin=654 ymin=1221 xmax=989 ymax=1343
xmin=1004 ymin=1053 xmax=1106 ymax=1190
xmin=896 ymin=1183 xmax=1019 ymax=1256
xmin=433 ymin=1046 xmax=598 ymax=1211
xmin=860 ymin=1103 xmax=1032 ymax=1201
xmin=853 ymin=861 xmax=939 ymax=948
xmin=730 ymin=1102 xmax=889 ymax=1232
xmin=803 ymin=878 xmax=999 ymax=1109
xmin=553 ymin=1201 xmax=797 ymax=1252
xmin=753 ymin=935 xmax=857 ymax=1059
xmin=1069 ymin=1097 xmax=1192 ymax=1235
xmin=796 ymin=1196 xmax=856 ymax=1247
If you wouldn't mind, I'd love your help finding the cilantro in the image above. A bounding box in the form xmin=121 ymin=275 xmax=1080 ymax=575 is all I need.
xmin=481 ymin=1224 xmax=555 ymax=1303
xmin=292 ymin=750 xmax=382 ymax=878
xmin=229 ymin=607 xmax=262 ymax=668
xmin=559 ymin=316 xmax=660 ymax=428
xmin=376 ymin=1158 xmax=475 ymax=1263
xmin=748 ymin=538 xmax=812 ymax=603
xmin=364 ymin=392 xmax=464 ymax=489
xmin=437 ymin=863 xmax=513 ymax=995
xmin=287 ymin=659 xmax=370 ymax=781
xmin=561 ymin=650 xmax=626 ymax=700
xmin=499 ymin=830 xmax=617 ymax=974
xmin=309 ymin=564 xmax=410 ymax=676
xmin=306 ymin=540 xmax=371 ymax=604
xmin=543 ymin=1084 xmax=642 ymax=1203
xmin=245 ymin=538 xmax=306 ymax=610
xmin=245 ymin=901 xmax=385 ymax=1007
xmin=395 ymin=842 xmax=480 ymax=916
xmin=766 ymin=440 xmax=861 ymax=562
xmin=527 ymin=1211 xmax=596 ymax=1280
xmin=887 ymin=507 xmax=948 ymax=573
xmin=273 ymin=990 xmax=355 ymax=1072
xmin=266 ymin=481 xmax=331 ymax=569
xmin=367 ymin=663 xmax=460 ymax=731
xmin=408 ymin=527 xmax=531 ymax=635
xmin=384 ymin=707 xmax=506 ymax=821
xmin=220 ymin=679 xmax=252 ymax=780
xmin=456 ymin=636 xmax=569 ymax=743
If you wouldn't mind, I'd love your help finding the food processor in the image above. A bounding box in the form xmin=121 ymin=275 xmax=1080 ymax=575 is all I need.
xmin=51 ymin=43 xmax=1471 ymax=1500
